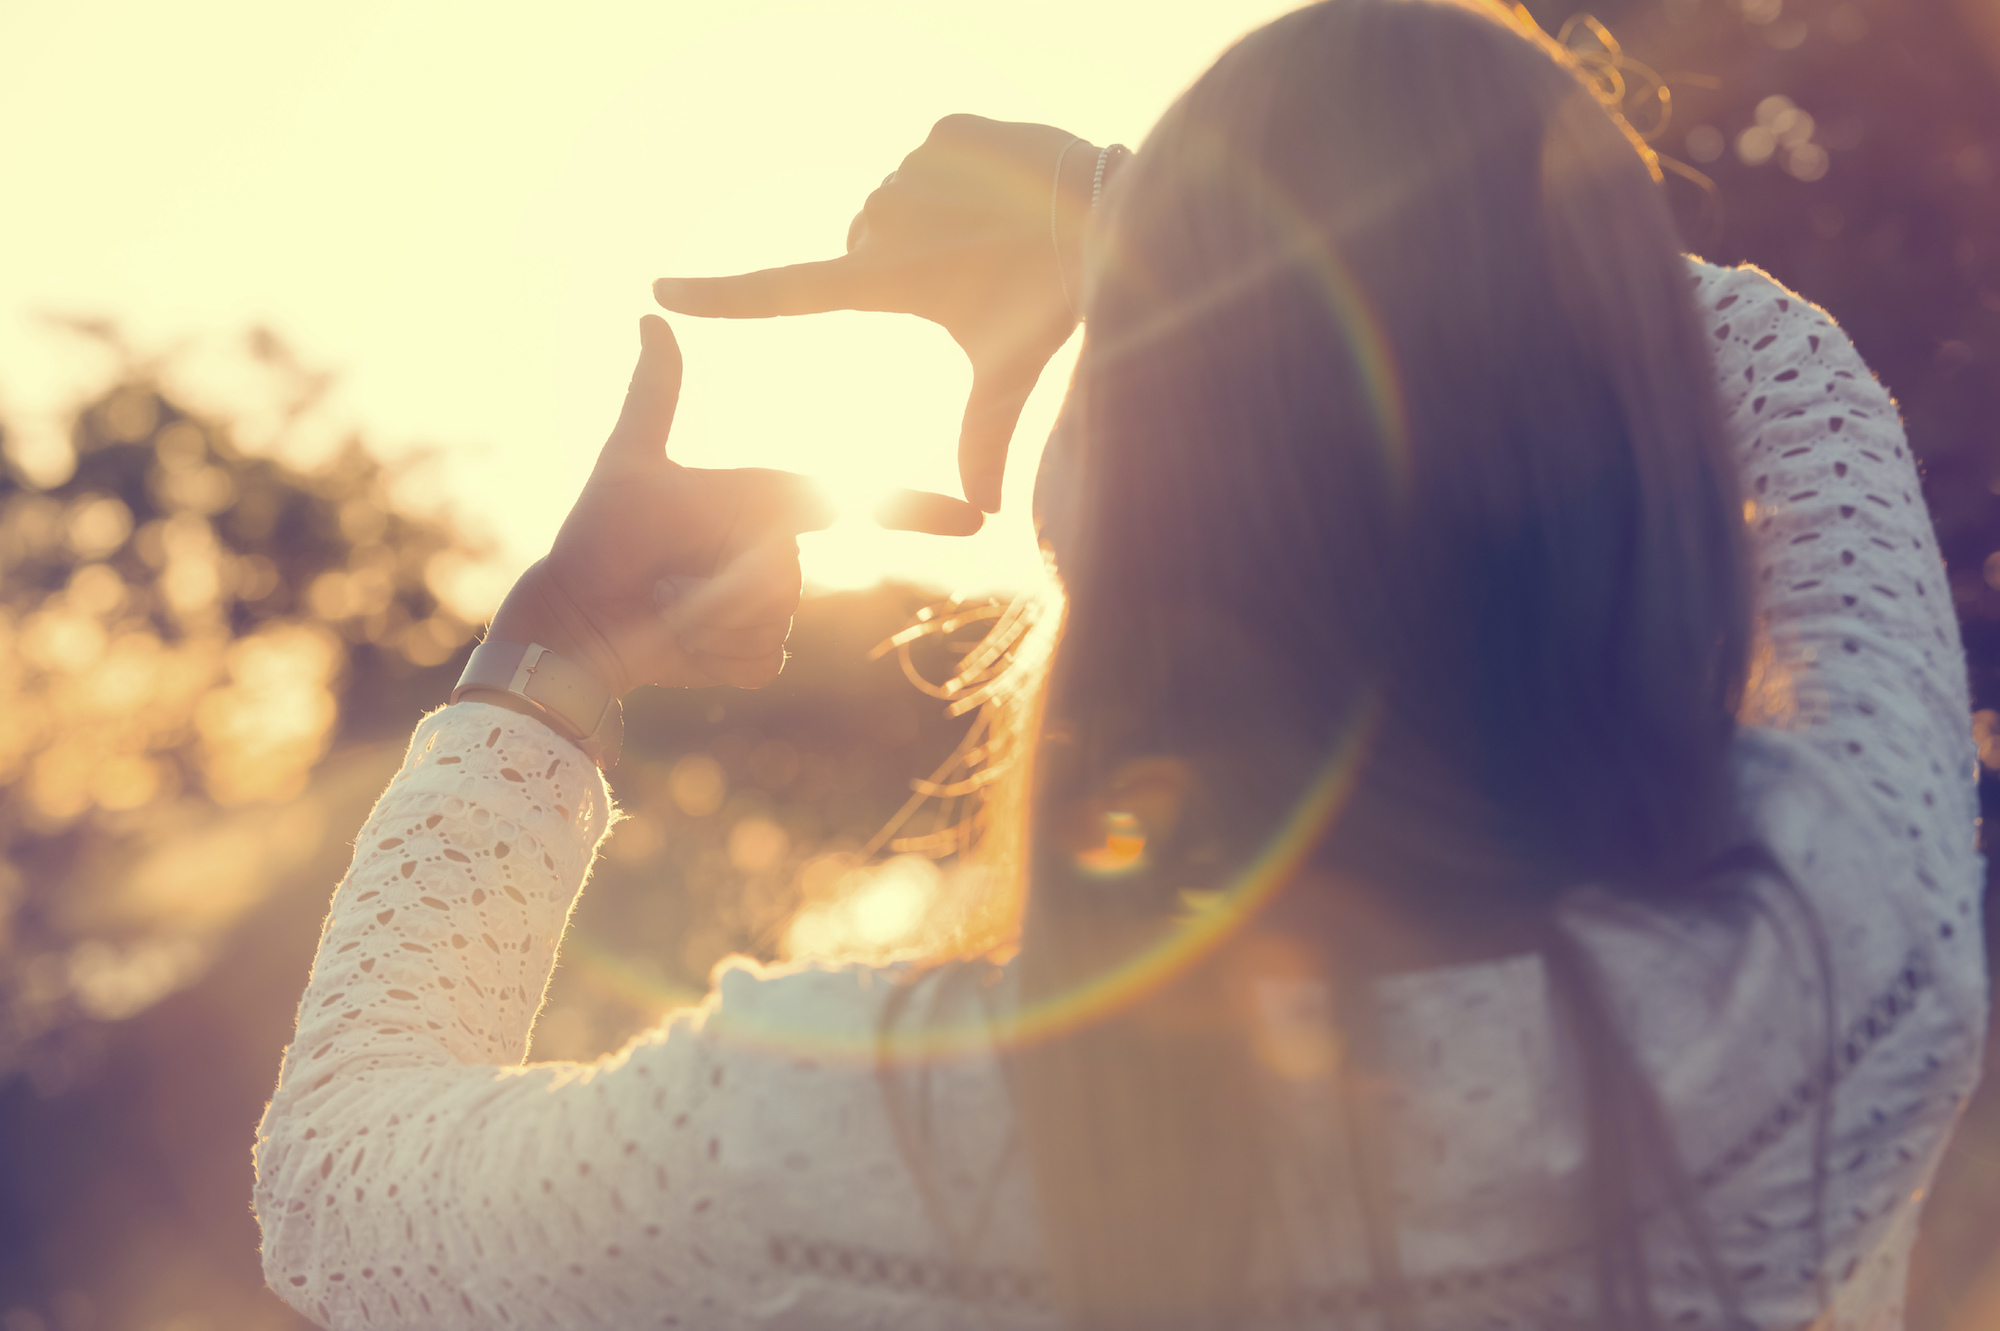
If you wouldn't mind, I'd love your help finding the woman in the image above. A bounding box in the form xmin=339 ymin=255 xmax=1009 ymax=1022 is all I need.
xmin=253 ymin=1 xmax=1985 ymax=1327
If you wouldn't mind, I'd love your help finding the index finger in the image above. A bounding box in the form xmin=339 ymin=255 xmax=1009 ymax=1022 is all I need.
xmin=873 ymin=488 xmax=985 ymax=537
xmin=654 ymin=256 xmax=869 ymax=319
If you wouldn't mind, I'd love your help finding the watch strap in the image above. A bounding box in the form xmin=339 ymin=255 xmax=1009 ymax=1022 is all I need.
xmin=450 ymin=640 xmax=624 ymax=769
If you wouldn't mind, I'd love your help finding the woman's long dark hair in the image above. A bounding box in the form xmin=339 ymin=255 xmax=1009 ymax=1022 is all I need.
xmin=1007 ymin=1 xmax=1759 ymax=1326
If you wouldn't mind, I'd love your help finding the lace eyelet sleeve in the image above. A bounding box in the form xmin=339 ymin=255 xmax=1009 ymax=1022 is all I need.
xmin=251 ymin=703 xmax=661 ymax=1327
xmin=1693 ymin=259 xmax=1981 ymax=937
xmin=1567 ymin=261 xmax=1991 ymax=1329
xmin=253 ymin=703 xmax=992 ymax=1330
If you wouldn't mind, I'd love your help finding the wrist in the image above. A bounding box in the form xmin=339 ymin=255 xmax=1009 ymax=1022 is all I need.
xmin=453 ymin=685 xmax=565 ymax=733
xmin=1054 ymin=140 xmax=1099 ymax=314
xmin=450 ymin=639 xmax=626 ymax=768
xmin=1055 ymin=141 xmax=1131 ymax=320
xmin=487 ymin=560 xmax=633 ymax=698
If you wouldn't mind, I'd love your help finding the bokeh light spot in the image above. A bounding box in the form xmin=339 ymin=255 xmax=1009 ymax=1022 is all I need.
xmin=65 ymin=495 xmax=132 ymax=561
xmin=669 ymin=754 xmax=727 ymax=818
xmin=1075 ymin=809 xmax=1149 ymax=877
xmin=1973 ymin=710 xmax=2000 ymax=771
xmin=1737 ymin=125 xmax=1777 ymax=167
xmin=1686 ymin=124 xmax=1725 ymax=163
xmin=783 ymin=854 xmax=940 ymax=959
xmin=727 ymin=815 xmax=790 ymax=874
xmin=96 ymin=388 xmax=159 ymax=445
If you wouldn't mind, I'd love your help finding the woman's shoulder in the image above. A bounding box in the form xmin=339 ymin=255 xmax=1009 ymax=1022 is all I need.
xmin=663 ymin=952 xmax=1018 ymax=1163
xmin=698 ymin=952 xmax=1013 ymax=1053
xmin=1569 ymin=726 xmax=1970 ymax=998
xmin=638 ymin=953 xmax=1036 ymax=1277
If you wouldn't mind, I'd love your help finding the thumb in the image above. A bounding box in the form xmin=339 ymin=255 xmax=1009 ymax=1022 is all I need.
xmin=874 ymin=488 xmax=985 ymax=537
xmin=603 ymin=314 xmax=684 ymax=459
xmin=724 ymin=467 xmax=839 ymax=542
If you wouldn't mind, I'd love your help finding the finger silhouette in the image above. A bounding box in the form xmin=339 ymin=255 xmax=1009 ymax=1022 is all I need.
xmin=603 ymin=315 xmax=684 ymax=459
xmin=958 ymin=365 xmax=1040 ymax=513
xmin=654 ymin=257 xmax=868 ymax=320
xmin=874 ymin=488 xmax=985 ymax=537
xmin=724 ymin=467 xmax=839 ymax=540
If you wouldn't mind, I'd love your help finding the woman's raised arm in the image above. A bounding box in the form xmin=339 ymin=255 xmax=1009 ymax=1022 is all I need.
xmin=1698 ymin=258 xmax=1980 ymax=922
xmin=254 ymin=321 xmax=852 ymax=1327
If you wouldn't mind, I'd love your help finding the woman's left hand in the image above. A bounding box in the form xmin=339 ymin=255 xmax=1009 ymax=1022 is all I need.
xmin=655 ymin=115 xmax=1100 ymax=516
xmin=486 ymin=315 xmax=835 ymax=696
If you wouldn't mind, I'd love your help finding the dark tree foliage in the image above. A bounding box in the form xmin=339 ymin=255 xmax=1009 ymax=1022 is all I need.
xmin=0 ymin=334 xmax=489 ymax=1089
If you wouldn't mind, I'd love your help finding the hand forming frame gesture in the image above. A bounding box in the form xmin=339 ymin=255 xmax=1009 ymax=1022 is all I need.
xmin=654 ymin=115 xmax=1105 ymax=517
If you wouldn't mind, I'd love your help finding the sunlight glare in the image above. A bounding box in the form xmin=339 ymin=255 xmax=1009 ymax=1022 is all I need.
xmin=0 ymin=0 xmax=1299 ymax=596
xmin=783 ymin=853 xmax=942 ymax=960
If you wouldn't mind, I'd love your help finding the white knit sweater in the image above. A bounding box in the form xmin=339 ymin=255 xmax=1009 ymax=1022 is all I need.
xmin=254 ymin=260 xmax=1987 ymax=1330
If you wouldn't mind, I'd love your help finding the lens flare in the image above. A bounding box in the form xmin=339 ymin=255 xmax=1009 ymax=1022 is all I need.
xmin=1085 ymin=151 xmax=1413 ymax=500
xmin=1075 ymin=809 xmax=1149 ymax=877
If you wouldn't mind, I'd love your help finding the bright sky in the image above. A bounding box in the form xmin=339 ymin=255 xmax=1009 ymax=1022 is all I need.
xmin=0 ymin=0 xmax=1298 ymax=602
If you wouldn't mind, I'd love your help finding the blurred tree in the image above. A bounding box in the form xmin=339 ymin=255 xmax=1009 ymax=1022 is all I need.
xmin=0 ymin=323 xmax=490 ymax=1091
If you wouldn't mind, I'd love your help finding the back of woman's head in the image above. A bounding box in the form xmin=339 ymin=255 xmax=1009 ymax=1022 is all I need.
xmin=1047 ymin=0 xmax=1747 ymax=903
xmin=1012 ymin=1 xmax=1753 ymax=1326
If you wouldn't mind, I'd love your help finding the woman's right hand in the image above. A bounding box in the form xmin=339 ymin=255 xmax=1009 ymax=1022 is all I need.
xmin=486 ymin=316 xmax=834 ymax=698
xmin=653 ymin=115 xmax=1100 ymax=515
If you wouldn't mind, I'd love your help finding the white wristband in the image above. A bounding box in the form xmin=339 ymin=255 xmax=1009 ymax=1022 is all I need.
xmin=450 ymin=640 xmax=624 ymax=769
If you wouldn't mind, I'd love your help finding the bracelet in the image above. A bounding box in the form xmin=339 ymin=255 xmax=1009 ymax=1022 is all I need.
xmin=1051 ymin=136 xmax=1087 ymax=321
xmin=1053 ymin=140 xmax=1132 ymax=322
xmin=451 ymin=639 xmax=624 ymax=769
xmin=1092 ymin=144 xmax=1132 ymax=208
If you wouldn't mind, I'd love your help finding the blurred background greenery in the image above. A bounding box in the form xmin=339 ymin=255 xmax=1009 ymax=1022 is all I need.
xmin=3 ymin=0 xmax=2000 ymax=1325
